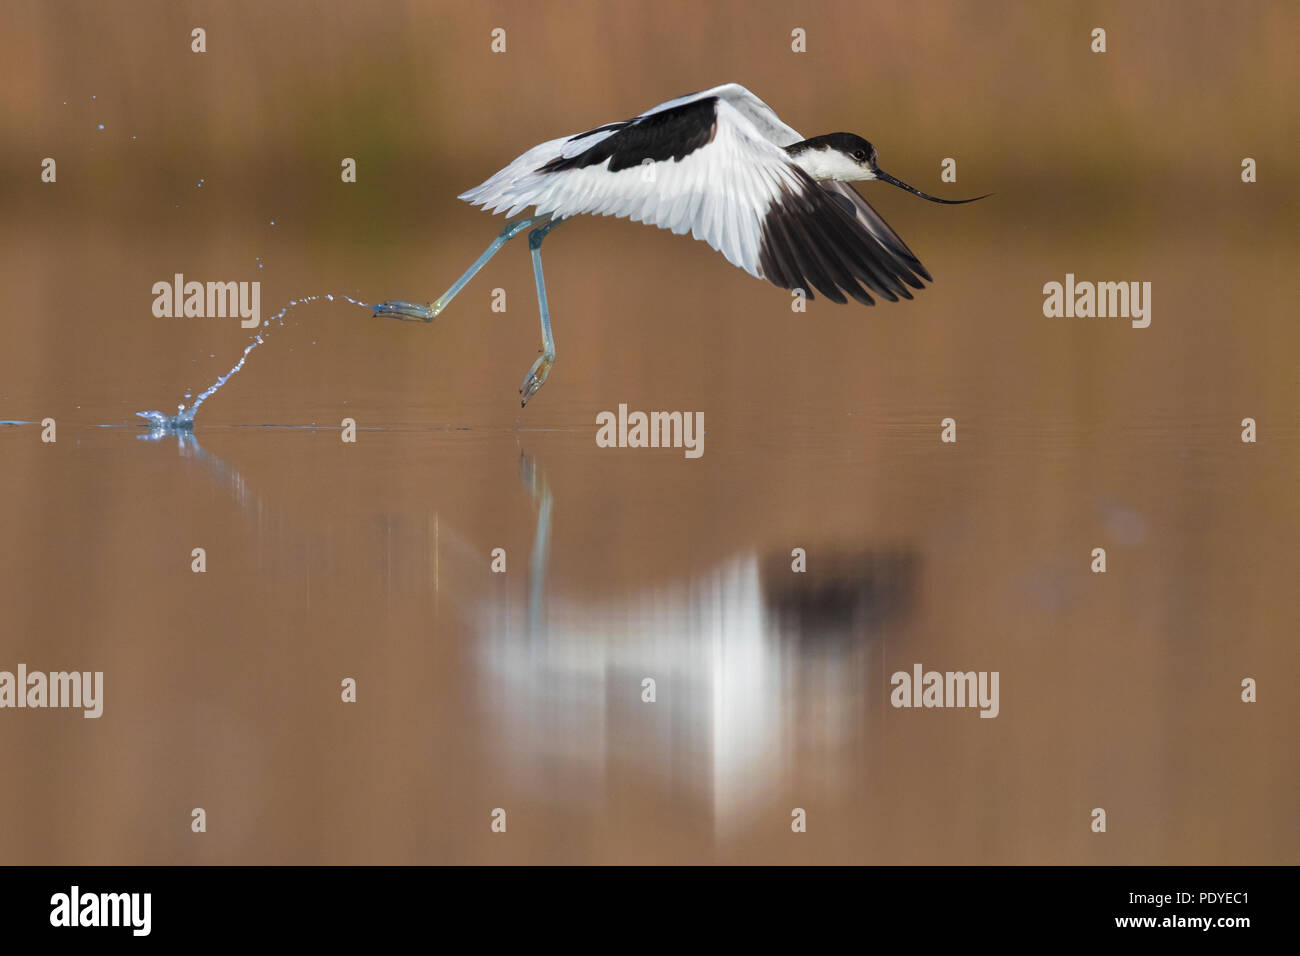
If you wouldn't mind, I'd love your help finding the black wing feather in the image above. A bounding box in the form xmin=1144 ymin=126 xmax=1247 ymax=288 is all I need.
xmin=538 ymin=98 xmax=719 ymax=174
xmin=758 ymin=172 xmax=934 ymax=303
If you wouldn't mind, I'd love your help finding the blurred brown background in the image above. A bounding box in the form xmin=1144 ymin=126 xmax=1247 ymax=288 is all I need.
xmin=0 ymin=0 xmax=1296 ymax=864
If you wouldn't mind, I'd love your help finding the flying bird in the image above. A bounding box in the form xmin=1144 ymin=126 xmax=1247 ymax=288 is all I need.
xmin=375 ymin=83 xmax=987 ymax=405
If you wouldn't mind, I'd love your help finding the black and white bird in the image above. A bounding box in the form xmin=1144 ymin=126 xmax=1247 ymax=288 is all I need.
xmin=376 ymin=83 xmax=987 ymax=405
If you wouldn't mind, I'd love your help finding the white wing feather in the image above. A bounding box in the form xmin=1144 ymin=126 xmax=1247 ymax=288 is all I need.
xmin=459 ymin=88 xmax=807 ymax=279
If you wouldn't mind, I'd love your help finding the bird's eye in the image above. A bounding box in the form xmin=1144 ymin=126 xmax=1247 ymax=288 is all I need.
xmin=852 ymin=149 xmax=867 ymax=161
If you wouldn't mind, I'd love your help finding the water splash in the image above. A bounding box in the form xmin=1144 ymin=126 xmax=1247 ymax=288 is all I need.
xmin=136 ymin=293 xmax=371 ymax=429
xmin=137 ymin=420 xmax=200 ymax=447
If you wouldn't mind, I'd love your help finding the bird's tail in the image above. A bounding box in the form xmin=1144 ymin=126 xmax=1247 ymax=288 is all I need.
xmin=457 ymin=135 xmax=576 ymax=219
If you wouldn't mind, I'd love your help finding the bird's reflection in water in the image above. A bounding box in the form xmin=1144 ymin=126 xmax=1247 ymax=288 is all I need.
xmin=757 ymin=548 xmax=919 ymax=808
xmin=517 ymin=449 xmax=553 ymax=641
xmin=136 ymin=423 xmax=259 ymax=515
xmin=482 ymin=463 xmax=919 ymax=834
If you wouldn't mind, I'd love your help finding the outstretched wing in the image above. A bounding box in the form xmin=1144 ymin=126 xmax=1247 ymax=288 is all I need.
xmin=459 ymin=84 xmax=928 ymax=303
xmin=709 ymin=83 xmax=932 ymax=289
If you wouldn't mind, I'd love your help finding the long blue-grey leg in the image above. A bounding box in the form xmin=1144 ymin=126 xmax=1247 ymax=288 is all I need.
xmin=519 ymin=217 xmax=565 ymax=405
xmin=374 ymin=216 xmax=535 ymax=322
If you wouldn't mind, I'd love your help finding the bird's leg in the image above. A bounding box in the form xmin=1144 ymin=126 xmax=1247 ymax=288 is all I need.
xmin=519 ymin=218 xmax=565 ymax=406
xmin=374 ymin=216 xmax=536 ymax=322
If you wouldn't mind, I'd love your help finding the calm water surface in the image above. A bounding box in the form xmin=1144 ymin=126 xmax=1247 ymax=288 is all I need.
xmin=1 ymin=277 xmax=1295 ymax=861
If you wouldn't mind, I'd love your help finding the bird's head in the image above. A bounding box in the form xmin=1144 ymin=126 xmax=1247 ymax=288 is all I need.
xmin=787 ymin=133 xmax=878 ymax=182
xmin=787 ymin=132 xmax=988 ymax=204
